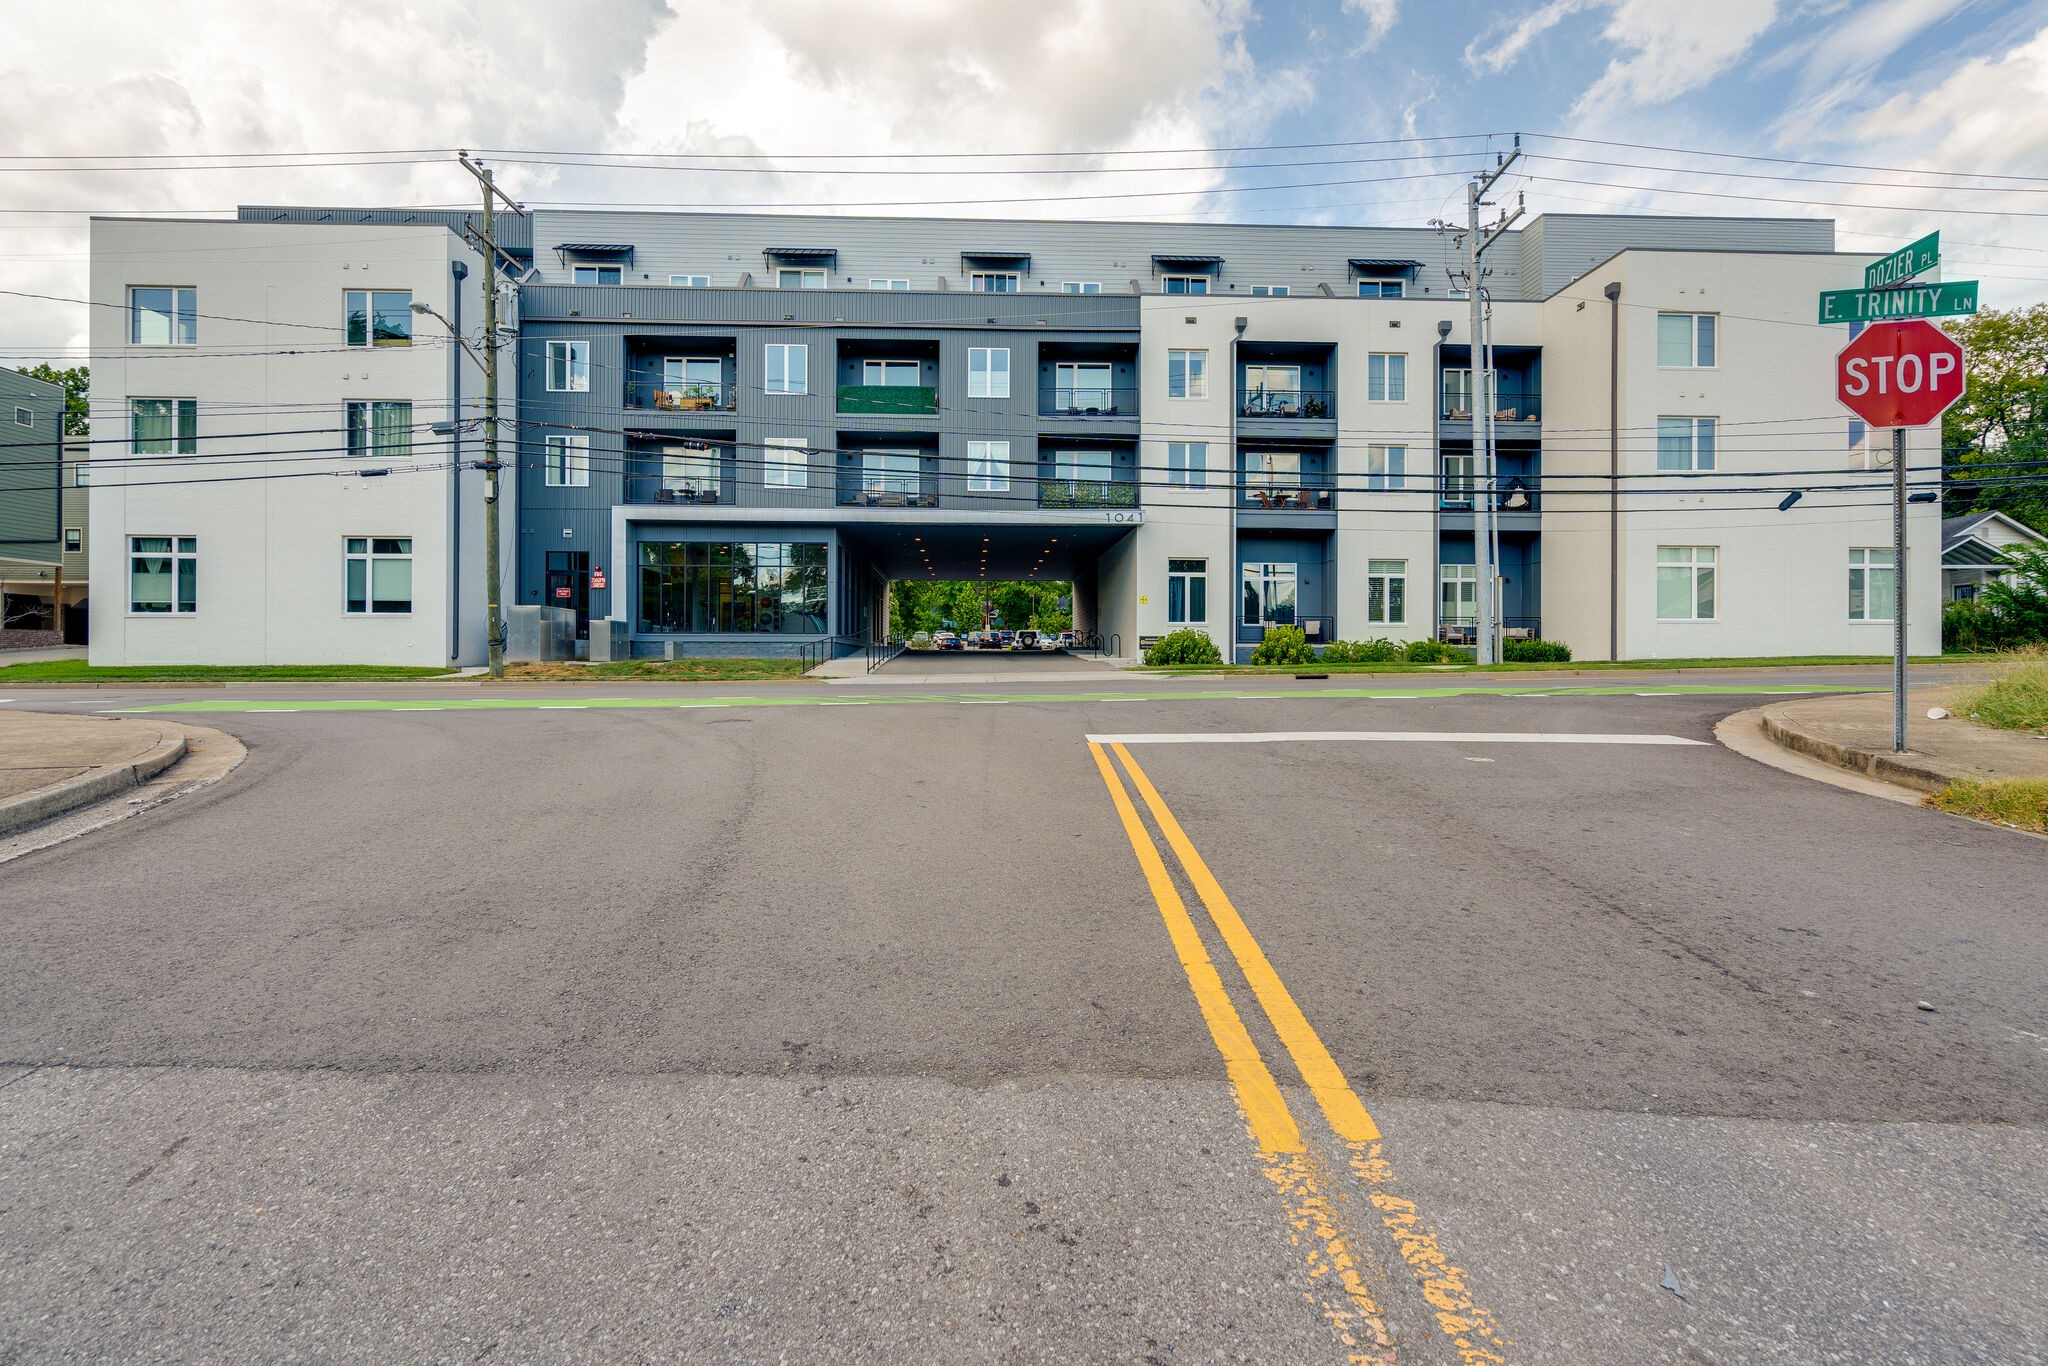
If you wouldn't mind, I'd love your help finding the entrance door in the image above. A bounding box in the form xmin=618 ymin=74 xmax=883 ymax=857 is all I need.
xmin=546 ymin=550 xmax=591 ymax=640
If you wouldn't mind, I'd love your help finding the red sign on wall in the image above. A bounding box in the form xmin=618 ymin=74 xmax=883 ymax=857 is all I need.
xmin=554 ymin=586 xmax=570 ymax=599
xmin=590 ymin=567 xmax=607 ymax=591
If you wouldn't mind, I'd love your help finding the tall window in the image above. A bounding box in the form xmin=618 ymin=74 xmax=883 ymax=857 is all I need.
xmin=1367 ymin=352 xmax=1407 ymax=402
xmin=971 ymin=272 xmax=1019 ymax=292
xmin=1167 ymin=349 xmax=1208 ymax=399
xmin=862 ymin=450 xmax=921 ymax=495
xmin=967 ymin=439 xmax=1009 ymax=491
xmin=1250 ymin=285 xmax=1290 ymax=297
xmin=1368 ymin=559 xmax=1407 ymax=624
xmin=1162 ymin=276 xmax=1209 ymax=295
xmin=670 ymin=274 xmax=710 ymax=287
xmin=765 ymin=343 xmax=808 ymax=394
xmin=1658 ymin=313 xmax=1718 ymax=368
xmin=1241 ymin=562 xmax=1296 ymax=626
xmin=572 ymin=264 xmax=623 ymax=284
xmin=636 ymin=541 xmax=829 ymax=636
xmin=130 ymin=287 xmax=196 ymax=345
xmin=1168 ymin=559 xmax=1208 ymax=624
xmin=546 ymin=340 xmax=590 ymax=392
xmin=1358 ymin=279 xmax=1405 ymax=299
xmin=1167 ymin=441 xmax=1207 ymax=487
xmin=1657 ymin=417 xmax=1717 ymax=471
xmin=862 ymin=359 xmax=920 ymax=387
xmin=1242 ymin=450 xmax=1301 ymax=490
xmin=968 ymin=347 xmax=1011 ymax=398
xmin=1241 ymin=363 xmax=1302 ymax=412
xmin=346 ymin=401 xmax=412 ymax=461
xmin=662 ymin=445 xmax=720 ymax=496
xmin=763 ymin=437 xmax=807 ymax=489
xmin=1657 ymin=545 xmax=1718 ymax=620
xmin=1442 ymin=367 xmax=1491 ymax=416
xmin=1053 ymin=449 xmax=1112 ymax=482
xmin=345 ymin=290 xmax=412 ymax=347
xmin=663 ymin=356 xmax=724 ymax=404
xmin=130 ymin=536 xmax=197 ymax=614
xmin=1366 ymin=444 xmax=1406 ymax=491
xmin=777 ymin=268 xmax=826 ymax=289
xmin=1439 ymin=563 xmax=1477 ymax=626
xmin=1441 ymin=452 xmax=1475 ymax=506
xmin=868 ymin=278 xmax=909 ymax=290
xmin=1849 ymin=548 xmax=1896 ymax=621
xmin=131 ymin=398 xmax=197 ymax=455
xmin=344 ymin=537 xmax=413 ymax=615
xmin=544 ymin=434 xmax=590 ymax=487
xmin=1054 ymin=361 xmax=1112 ymax=409
xmin=1061 ymin=281 xmax=1101 ymax=294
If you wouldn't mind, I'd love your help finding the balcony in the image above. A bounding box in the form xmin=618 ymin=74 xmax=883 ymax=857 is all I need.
xmin=1238 ymin=616 xmax=1335 ymax=648
xmin=1438 ymin=477 xmax=1539 ymax=514
xmin=837 ymin=383 xmax=938 ymax=416
xmin=1438 ymin=616 xmax=1541 ymax=646
xmin=1038 ymin=385 xmax=1138 ymax=418
xmin=1039 ymin=478 xmax=1138 ymax=510
xmin=839 ymin=484 xmax=939 ymax=509
xmin=1238 ymin=388 xmax=1334 ymax=420
xmin=1440 ymin=389 xmax=1542 ymax=425
xmin=1240 ymin=482 xmax=1334 ymax=512
xmin=624 ymin=444 xmax=733 ymax=506
xmin=626 ymin=379 xmax=737 ymax=412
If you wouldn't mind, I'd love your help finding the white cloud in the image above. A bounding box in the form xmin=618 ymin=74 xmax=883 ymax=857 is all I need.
xmin=1574 ymin=0 xmax=1781 ymax=114
xmin=1341 ymin=0 xmax=1401 ymax=47
xmin=1464 ymin=0 xmax=1591 ymax=75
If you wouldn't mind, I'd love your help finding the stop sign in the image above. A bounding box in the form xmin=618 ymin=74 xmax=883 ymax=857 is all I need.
xmin=1836 ymin=319 xmax=1965 ymax=428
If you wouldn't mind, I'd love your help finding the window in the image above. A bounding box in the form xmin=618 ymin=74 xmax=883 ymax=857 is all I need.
xmin=1054 ymin=361 xmax=1113 ymax=409
xmin=1167 ymin=441 xmax=1207 ymax=487
xmin=971 ymin=272 xmax=1019 ymax=292
xmin=1167 ymin=348 xmax=1208 ymax=399
xmin=1250 ymin=285 xmax=1290 ymax=297
xmin=546 ymin=340 xmax=590 ymax=392
xmin=12 ymin=406 xmax=29 ymax=426
xmin=131 ymin=398 xmax=197 ymax=455
xmin=763 ymin=437 xmax=808 ymax=489
xmin=63 ymin=527 xmax=82 ymax=554
xmin=636 ymin=541 xmax=829 ymax=636
xmin=1053 ymin=448 xmax=1112 ymax=482
xmin=968 ymin=347 xmax=1010 ymax=398
xmin=345 ymin=290 xmax=412 ymax=347
xmin=1162 ymin=276 xmax=1209 ymax=295
xmin=1656 ymin=545 xmax=1718 ymax=620
xmin=868 ymin=278 xmax=909 ymax=290
xmin=967 ymin=439 xmax=1009 ymax=492
xmin=777 ymin=268 xmax=827 ymax=289
xmin=544 ymin=434 xmax=590 ymax=487
xmin=572 ymin=264 xmax=623 ymax=285
xmin=1442 ymin=367 xmax=1491 ymax=416
xmin=344 ymin=537 xmax=413 ymax=615
xmin=765 ymin=343 xmax=808 ymax=394
xmin=669 ymin=274 xmax=710 ymax=287
xmin=1657 ymin=417 xmax=1717 ymax=472
xmin=1367 ymin=352 xmax=1407 ymax=402
xmin=1439 ymin=563 xmax=1477 ymax=626
xmin=862 ymin=450 xmax=921 ymax=496
xmin=73 ymin=460 xmax=89 ymax=487
xmin=662 ymin=444 xmax=720 ymax=496
xmin=1061 ymin=281 xmax=1101 ymax=294
xmin=1366 ymin=444 xmax=1406 ymax=491
xmin=1658 ymin=312 xmax=1717 ymax=368
xmin=1241 ymin=562 xmax=1297 ymax=627
xmin=1441 ymin=452 xmax=1475 ymax=506
xmin=862 ymin=359 xmax=920 ymax=387
xmin=346 ymin=401 xmax=413 ymax=462
xmin=1368 ymin=559 xmax=1406 ymax=624
xmin=1241 ymin=363 xmax=1302 ymax=411
xmin=663 ymin=356 xmax=724 ymax=405
xmin=1849 ymin=548 xmax=1896 ymax=621
xmin=1242 ymin=450 xmax=1301 ymax=490
xmin=129 ymin=536 xmax=197 ymax=614
xmin=130 ymin=287 xmax=197 ymax=346
xmin=1358 ymin=279 xmax=1405 ymax=299
xmin=1168 ymin=559 xmax=1208 ymax=624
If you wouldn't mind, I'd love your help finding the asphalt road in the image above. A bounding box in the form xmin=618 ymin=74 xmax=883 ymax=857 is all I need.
xmin=0 ymin=675 xmax=2042 ymax=1364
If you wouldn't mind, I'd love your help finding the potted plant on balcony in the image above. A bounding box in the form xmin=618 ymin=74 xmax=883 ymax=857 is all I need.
xmin=1303 ymin=395 xmax=1329 ymax=418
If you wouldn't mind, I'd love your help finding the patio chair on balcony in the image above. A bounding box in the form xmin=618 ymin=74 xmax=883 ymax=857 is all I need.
xmin=1494 ymin=406 xmax=1518 ymax=421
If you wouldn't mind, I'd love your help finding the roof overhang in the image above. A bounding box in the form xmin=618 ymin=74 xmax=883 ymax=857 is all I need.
xmin=1348 ymin=257 xmax=1423 ymax=274
xmin=1151 ymin=254 xmax=1223 ymax=271
xmin=961 ymin=251 xmax=1031 ymax=272
xmin=764 ymin=246 xmax=838 ymax=262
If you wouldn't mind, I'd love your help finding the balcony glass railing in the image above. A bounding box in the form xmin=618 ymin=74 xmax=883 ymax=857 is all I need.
xmin=1038 ymin=385 xmax=1138 ymax=416
xmin=1240 ymin=484 xmax=1333 ymax=511
xmin=1440 ymin=390 xmax=1541 ymax=423
xmin=1238 ymin=388 xmax=1334 ymax=419
xmin=626 ymin=379 xmax=737 ymax=412
xmin=1039 ymin=478 xmax=1138 ymax=509
xmin=838 ymin=384 xmax=938 ymax=415
xmin=837 ymin=482 xmax=938 ymax=508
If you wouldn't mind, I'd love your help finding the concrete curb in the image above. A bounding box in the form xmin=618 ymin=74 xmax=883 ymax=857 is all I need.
xmin=0 ymin=730 xmax=189 ymax=838
xmin=1757 ymin=710 xmax=1960 ymax=795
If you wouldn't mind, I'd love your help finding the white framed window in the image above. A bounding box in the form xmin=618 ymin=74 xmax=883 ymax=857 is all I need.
xmin=868 ymin=278 xmax=909 ymax=290
xmin=777 ymin=268 xmax=827 ymax=289
xmin=1250 ymin=285 xmax=1290 ymax=297
xmin=1441 ymin=452 xmax=1475 ymax=506
xmin=129 ymin=535 xmax=196 ymax=614
xmin=1848 ymin=548 xmax=1896 ymax=621
xmin=1358 ymin=279 xmax=1405 ymax=298
xmin=544 ymin=434 xmax=590 ymax=487
xmin=1368 ymin=559 xmax=1407 ymax=624
xmin=669 ymin=273 xmax=710 ymax=287
xmin=1366 ymin=443 xmax=1406 ymax=491
xmin=344 ymin=537 xmax=413 ymax=615
xmin=1367 ymin=352 xmax=1407 ymax=402
xmin=1167 ymin=348 xmax=1208 ymax=399
xmin=862 ymin=358 xmax=920 ymax=387
xmin=131 ymin=398 xmax=197 ymax=455
xmin=1168 ymin=559 xmax=1208 ymax=624
xmin=345 ymin=290 xmax=412 ymax=347
xmin=130 ymin=287 xmax=196 ymax=346
xmin=345 ymin=401 xmax=412 ymax=462
xmin=1658 ymin=312 xmax=1717 ymax=368
xmin=1167 ymin=441 xmax=1207 ymax=487
xmin=1439 ymin=563 xmax=1477 ymax=627
xmin=73 ymin=460 xmax=90 ymax=487
xmin=1241 ymin=562 xmax=1296 ymax=627
xmin=13 ymin=406 xmax=30 ymax=426
xmin=967 ymin=439 xmax=1010 ymax=491
xmin=970 ymin=272 xmax=1019 ymax=293
xmin=1054 ymin=362 xmax=1113 ymax=409
xmin=765 ymin=343 xmax=808 ymax=394
xmin=862 ymin=450 xmax=921 ymax=495
xmin=763 ymin=437 xmax=808 ymax=489
xmin=1242 ymin=449 xmax=1301 ymax=490
xmin=1061 ymin=281 xmax=1101 ymax=294
xmin=571 ymin=264 xmax=623 ymax=285
xmin=1441 ymin=367 xmax=1492 ymax=417
xmin=546 ymin=340 xmax=590 ymax=392
xmin=63 ymin=527 xmax=82 ymax=554
xmin=662 ymin=444 xmax=720 ymax=496
xmin=968 ymin=347 xmax=1010 ymax=399
xmin=1162 ymin=275 xmax=1209 ymax=295
xmin=1657 ymin=417 xmax=1717 ymax=472
xmin=1657 ymin=545 xmax=1718 ymax=620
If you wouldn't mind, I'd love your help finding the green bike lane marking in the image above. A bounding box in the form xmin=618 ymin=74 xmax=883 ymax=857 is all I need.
xmin=112 ymin=683 xmax=1872 ymax=714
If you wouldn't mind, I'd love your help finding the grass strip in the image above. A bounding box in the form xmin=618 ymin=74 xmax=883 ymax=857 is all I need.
xmin=0 ymin=660 xmax=456 ymax=682
xmin=1926 ymin=777 xmax=2048 ymax=835
xmin=1953 ymin=653 xmax=2048 ymax=734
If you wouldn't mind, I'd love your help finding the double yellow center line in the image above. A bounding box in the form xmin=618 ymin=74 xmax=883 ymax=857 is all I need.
xmin=1089 ymin=740 xmax=1511 ymax=1365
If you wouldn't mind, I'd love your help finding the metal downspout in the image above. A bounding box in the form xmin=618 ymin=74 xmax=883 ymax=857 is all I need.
xmin=1604 ymin=280 xmax=1621 ymax=661
xmin=449 ymin=258 xmax=467 ymax=664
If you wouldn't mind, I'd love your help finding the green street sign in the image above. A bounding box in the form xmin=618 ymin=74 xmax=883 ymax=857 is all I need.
xmin=1865 ymin=231 xmax=1940 ymax=289
xmin=1817 ymin=279 xmax=1978 ymax=324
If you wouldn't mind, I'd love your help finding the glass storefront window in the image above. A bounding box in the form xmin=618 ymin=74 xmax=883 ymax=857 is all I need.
xmin=636 ymin=540 xmax=828 ymax=635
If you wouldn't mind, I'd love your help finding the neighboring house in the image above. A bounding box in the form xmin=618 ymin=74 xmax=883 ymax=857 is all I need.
xmin=0 ymin=367 xmax=68 ymax=636
xmin=1942 ymin=510 xmax=2047 ymax=601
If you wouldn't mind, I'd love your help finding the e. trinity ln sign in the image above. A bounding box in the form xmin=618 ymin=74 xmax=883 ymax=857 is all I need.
xmin=1817 ymin=278 xmax=1979 ymax=324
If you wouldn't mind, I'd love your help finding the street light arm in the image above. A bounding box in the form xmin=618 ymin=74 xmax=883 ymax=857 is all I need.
xmin=409 ymin=301 xmax=486 ymax=370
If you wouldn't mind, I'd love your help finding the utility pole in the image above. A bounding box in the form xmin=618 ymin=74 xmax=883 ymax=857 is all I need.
xmin=456 ymin=154 xmax=525 ymax=678
xmin=1461 ymin=137 xmax=1523 ymax=664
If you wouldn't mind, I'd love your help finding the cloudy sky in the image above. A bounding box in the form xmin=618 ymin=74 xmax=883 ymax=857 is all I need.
xmin=1 ymin=0 xmax=2043 ymax=363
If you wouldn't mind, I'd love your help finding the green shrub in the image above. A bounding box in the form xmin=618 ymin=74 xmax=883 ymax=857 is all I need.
xmin=1502 ymin=638 xmax=1572 ymax=662
xmin=1321 ymin=638 xmax=1403 ymax=663
xmin=1402 ymin=638 xmax=1472 ymax=664
xmin=1249 ymin=625 xmax=1318 ymax=666
xmin=1144 ymin=628 xmax=1224 ymax=666
xmin=1981 ymin=546 xmax=2048 ymax=645
xmin=1944 ymin=597 xmax=2024 ymax=653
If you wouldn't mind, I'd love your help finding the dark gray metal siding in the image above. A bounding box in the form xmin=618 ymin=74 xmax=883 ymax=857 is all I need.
xmin=0 ymin=367 xmax=64 ymax=557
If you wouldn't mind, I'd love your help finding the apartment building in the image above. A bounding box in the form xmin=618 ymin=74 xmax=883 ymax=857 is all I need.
xmin=87 ymin=206 xmax=1940 ymax=665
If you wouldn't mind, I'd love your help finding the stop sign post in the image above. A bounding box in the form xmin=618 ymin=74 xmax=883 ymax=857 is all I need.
xmin=1832 ymin=319 xmax=1968 ymax=754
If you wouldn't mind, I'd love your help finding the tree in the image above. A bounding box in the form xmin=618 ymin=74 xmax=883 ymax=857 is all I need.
xmin=1943 ymin=306 xmax=2048 ymax=533
xmin=19 ymin=363 xmax=88 ymax=437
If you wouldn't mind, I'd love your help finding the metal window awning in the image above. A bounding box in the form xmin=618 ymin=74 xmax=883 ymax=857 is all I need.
xmin=764 ymin=246 xmax=838 ymax=262
xmin=1348 ymin=258 xmax=1423 ymax=274
xmin=961 ymin=251 xmax=1030 ymax=271
xmin=1152 ymin=254 xmax=1223 ymax=270
xmin=556 ymin=243 xmax=635 ymax=260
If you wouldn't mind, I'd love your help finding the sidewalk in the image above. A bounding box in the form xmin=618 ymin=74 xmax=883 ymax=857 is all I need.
xmin=1756 ymin=689 xmax=2048 ymax=794
xmin=0 ymin=710 xmax=190 ymax=837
